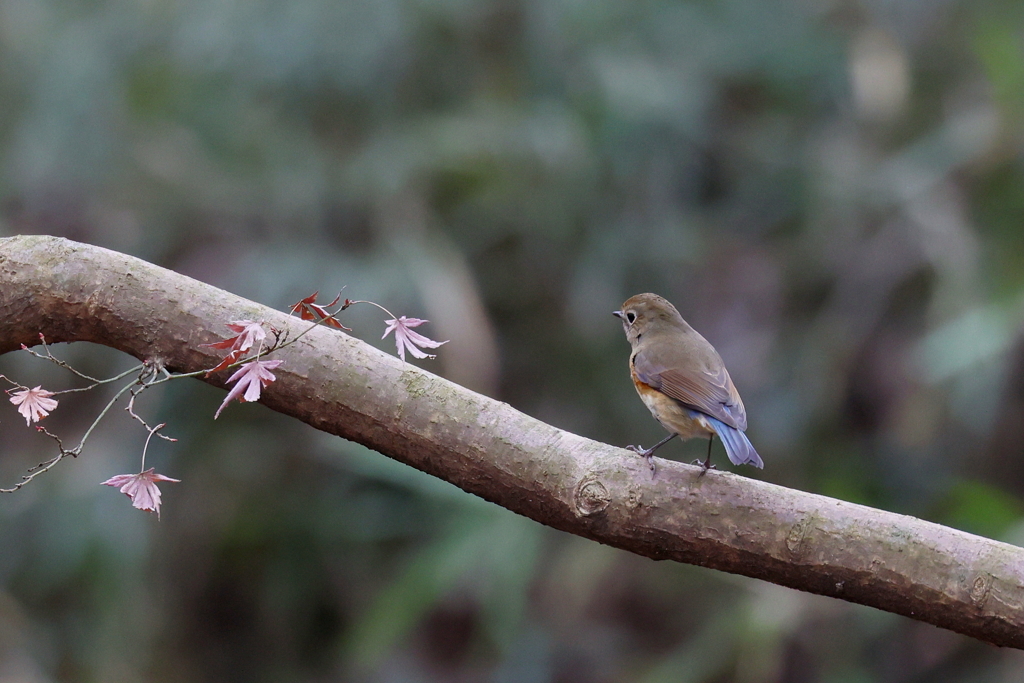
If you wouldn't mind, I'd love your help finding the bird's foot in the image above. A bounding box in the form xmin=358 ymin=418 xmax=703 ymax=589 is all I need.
xmin=691 ymin=458 xmax=718 ymax=478
xmin=627 ymin=445 xmax=658 ymax=475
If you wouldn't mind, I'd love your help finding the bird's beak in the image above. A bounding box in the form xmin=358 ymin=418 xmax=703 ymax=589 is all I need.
xmin=612 ymin=310 xmax=623 ymax=319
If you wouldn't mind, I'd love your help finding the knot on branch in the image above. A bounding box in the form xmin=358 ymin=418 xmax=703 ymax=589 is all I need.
xmin=786 ymin=517 xmax=812 ymax=558
xmin=574 ymin=475 xmax=611 ymax=517
xmin=970 ymin=574 xmax=992 ymax=607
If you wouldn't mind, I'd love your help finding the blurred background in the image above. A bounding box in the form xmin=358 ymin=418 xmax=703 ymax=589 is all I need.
xmin=1 ymin=0 xmax=1024 ymax=680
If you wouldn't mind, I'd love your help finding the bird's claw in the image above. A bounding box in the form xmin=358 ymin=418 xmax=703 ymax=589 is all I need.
xmin=691 ymin=458 xmax=717 ymax=478
xmin=627 ymin=445 xmax=657 ymax=476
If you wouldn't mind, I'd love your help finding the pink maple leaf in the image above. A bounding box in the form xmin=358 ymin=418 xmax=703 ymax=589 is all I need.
xmin=382 ymin=317 xmax=448 ymax=361
xmin=9 ymin=386 xmax=58 ymax=425
xmin=202 ymin=320 xmax=268 ymax=375
xmin=214 ymin=358 xmax=284 ymax=419
xmin=101 ymin=468 xmax=181 ymax=518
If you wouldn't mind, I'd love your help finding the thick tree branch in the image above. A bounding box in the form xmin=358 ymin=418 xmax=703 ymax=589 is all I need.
xmin=1 ymin=235 xmax=1022 ymax=648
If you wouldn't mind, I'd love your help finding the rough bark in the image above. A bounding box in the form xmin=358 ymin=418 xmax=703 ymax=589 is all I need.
xmin=1 ymin=234 xmax=1022 ymax=648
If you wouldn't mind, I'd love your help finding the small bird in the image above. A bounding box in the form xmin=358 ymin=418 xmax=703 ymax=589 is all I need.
xmin=614 ymin=293 xmax=763 ymax=473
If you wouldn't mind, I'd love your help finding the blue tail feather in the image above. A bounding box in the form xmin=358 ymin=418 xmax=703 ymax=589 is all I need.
xmin=705 ymin=416 xmax=763 ymax=469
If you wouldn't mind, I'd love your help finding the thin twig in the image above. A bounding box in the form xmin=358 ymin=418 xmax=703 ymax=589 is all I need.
xmin=0 ymin=426 xmax=72 ymax=493
xmin=20 ymin=334 xmax=104 ymax=382
xmin=0 ymin=374 xmax=26 ymax=392
xmin=139 ymin=422 xmax=170 ymax=471
xmin=52 ymin=364 xmax=145 ymax=394
xmin=343 ymin=299 xmax=397 ymax=320
xmin=126 ymin=390 xmax=178 ymax=444
xmin=14 ymin=338 xmax=145 ymax=393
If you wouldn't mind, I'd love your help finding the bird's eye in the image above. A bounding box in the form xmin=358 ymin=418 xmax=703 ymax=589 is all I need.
xmin=626 ymin=312 xmax=636 ymax=324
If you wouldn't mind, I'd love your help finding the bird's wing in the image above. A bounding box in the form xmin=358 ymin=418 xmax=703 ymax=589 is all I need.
xmin=632 ymin=351 xmax=747 ymax=431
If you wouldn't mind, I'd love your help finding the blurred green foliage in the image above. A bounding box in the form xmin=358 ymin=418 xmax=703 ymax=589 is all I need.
xmin=2 ymin=0 xmax=1024 ymax=680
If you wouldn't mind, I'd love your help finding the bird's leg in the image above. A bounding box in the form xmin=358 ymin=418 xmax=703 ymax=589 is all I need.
xmin=627 ymin=433 xmax=677 ymax=474
xmin=694 ymin=436 xmax=718 ymax=477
